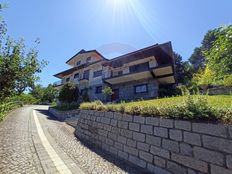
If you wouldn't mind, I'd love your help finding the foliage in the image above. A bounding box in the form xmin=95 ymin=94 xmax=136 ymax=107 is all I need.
xmin=0 ymin=94 xmax=37 ymax=121
xmin=58 ymin=83 xmax=79 ymax=103
xmin=174 ymin=52 xmax=193 ymax=85
xmin=192 ymin=65 xmax=216 ymax=88
xmin=30 ymin=84 xmax=58 ymax=103
xmin=189 ymin=29 xmax=217 ymax=72
xmin=158 ymin=85 xmax=181 ymax=98
xmin=0 ymin=10 xmax=47 ymax=100
xmin=80 ymin=95 xmax=232 ymax=123
xmin=102 ymin=86 xmax=114 ymax=96
xmin=223 ymin=75 xmax=232 ymax=87
xmin=204 ymin=25 xmax=232 ymax=80
xmin=52 ymin=102 xmax=80 ymax=111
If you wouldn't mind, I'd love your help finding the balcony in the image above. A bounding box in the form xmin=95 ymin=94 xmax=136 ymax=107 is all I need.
xmin=103 ymin=64 xmax=175 ymax=85
xmin=79 ymin=77 xmax=89 ymax=83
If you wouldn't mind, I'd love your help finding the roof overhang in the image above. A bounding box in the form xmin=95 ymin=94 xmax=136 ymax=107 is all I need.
xmin=104 ymin=64 xmax=175 ymax=85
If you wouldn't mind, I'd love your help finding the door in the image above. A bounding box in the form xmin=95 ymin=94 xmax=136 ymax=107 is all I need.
xmin=111 ymin=89 xmax=119 ymax=101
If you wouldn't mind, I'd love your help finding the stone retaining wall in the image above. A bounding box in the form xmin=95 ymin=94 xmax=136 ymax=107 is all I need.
xmin=75 ymin=110 xmax=232 ymax=174
xmin=48 ymin=107 xmax=80 ymax=121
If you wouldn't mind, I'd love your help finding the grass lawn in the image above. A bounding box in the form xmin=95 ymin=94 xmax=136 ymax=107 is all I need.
xmin=80 ymin=95 xmax=232 ymax=123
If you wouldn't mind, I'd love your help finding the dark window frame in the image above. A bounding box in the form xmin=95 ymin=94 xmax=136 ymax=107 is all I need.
xmin=86 ymin=57 xmax=91 ymax=63
xmin=95 ymin=86 xmax=102 ymax=94
xmin=93 ymin=70 xmax=103 ymax=78
xmin=76 ymin=61 xmax=81 ymax=66
xmin=66 ymin=77 xmax=70 ymax=82
xmin=134 ymin=84 xmax=148 ymax=94
xmin=74 ymin=73 xmax=79 ymax=79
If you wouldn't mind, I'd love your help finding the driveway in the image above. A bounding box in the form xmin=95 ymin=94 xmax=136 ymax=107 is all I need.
xmin=0 ymin=105 xmax=143 ymax=174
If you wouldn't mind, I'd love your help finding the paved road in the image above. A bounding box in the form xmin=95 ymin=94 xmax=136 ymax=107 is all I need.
xmin=0 ymin=105 xmax=143 ymax=174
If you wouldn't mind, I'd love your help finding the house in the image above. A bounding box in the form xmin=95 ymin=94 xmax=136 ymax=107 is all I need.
xmin=53 ymin=41 xmax=176 ymax=102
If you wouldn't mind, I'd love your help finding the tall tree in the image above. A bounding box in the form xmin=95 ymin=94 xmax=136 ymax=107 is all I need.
xmin=189 ymin=29 xmax=218 ymax=72
xmin=173 ymin=52 xmax=193 ymax=85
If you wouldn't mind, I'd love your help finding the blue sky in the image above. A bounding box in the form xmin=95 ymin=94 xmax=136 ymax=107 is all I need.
xmin=1 ymin=0 xmax=232 ymax=86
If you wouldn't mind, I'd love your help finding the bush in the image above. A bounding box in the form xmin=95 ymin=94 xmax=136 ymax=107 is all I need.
xmin=224 ymin=75 xmax=232 ymax=86
xmin=58 ymin=83 xmax=79 ymax=103
xmin=80 ymin=95 xmax=232 ymax=123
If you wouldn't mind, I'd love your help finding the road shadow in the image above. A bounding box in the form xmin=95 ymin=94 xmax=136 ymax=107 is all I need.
xmin=35 ymin=109 xmax=59 ymax=121
xmin=77 ymin=138 xmax=151 ymax=174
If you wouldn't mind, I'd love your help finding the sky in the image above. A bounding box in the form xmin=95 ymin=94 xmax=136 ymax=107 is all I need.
xmin=1 ymin=0 xmax=232 ymax=86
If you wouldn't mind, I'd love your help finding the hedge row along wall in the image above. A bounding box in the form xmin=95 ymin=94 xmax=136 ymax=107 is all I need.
xmin=75 ymin=110 xmax=232 ymax=174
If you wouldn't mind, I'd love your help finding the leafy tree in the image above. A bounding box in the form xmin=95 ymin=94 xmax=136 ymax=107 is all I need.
xmin=58 ymin=83 xmax=79 ymax=103
xmin=189 ymin=29 xmax=217 ymax=72
xmin=30 ymin=84 xmax=44 ymax=101
xmin=204 ymin=25 xmax=232 ymax=80
xmin=102 ymin=86 xmax=114 ymax=96
xmin=192 ymin=65 xmax=216 ymax=89
xmin=43 ymin=84 xmax=59 ymax=103
xmin=173 ymin=52 xmax=193 ymax=85
xmin=0 ymin=8 xmax=46 ymax=100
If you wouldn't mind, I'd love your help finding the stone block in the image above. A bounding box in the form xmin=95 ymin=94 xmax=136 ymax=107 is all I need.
xmin=160 ymin=118 xmax=173 ymax=128
xmin=118 ymin=121 xmax=128 ymax=129
xmin=108 ymin=132 xmax=117 ymax=141
xmin=124 ymin=145 xmax=138 ymax=156
xmin=114 ymin=112 xmax=122 ymax=120
xmin=180 ymin=143 xmax=193 ymax=156
xmin=105 ymin=112 xmax=114 ymax=118
xmin=174 ymin=120 xmax=191 ymax=131
xmin=118 ymin=150 xmax=128 ymax=160
xmin=146 ymin=135 xmax=161 ymax=147
xmin=171 ymin=153 xmax=208 ymax=173
xmin=110 ymin=119 xmax=117 ymax=127
xmin=170 ymin=129 xmax=183 ymax=141
xmin=127 ymin=138 xmax=137 ymax=148
xmin=162 ymin=139 xmax=179 ymax=153
xmin=228 ymin=126 xmax=232 ymax=139
xmin=139 ymin=150 xmax=153 ymax=163
xmin=122 ymin=114 xmax=133 ymax=122
xmin=141 ymin=125 xmax=153 ymax=134
xmin=184 ymin=132 xmax=201 ymax=146
xmin=109 ymin=146 xmax=118 ymax=155
xmin=134 ymin=116 xmax=145 ymax=124
xmin=167 ymin=161 xmax=187 ymax=174
xmin=118 ymin=136 xmax=127 ymax=144
xmin=203 ymin=135 xmax=232 ymax=154
xmin=137 ymin=142 xmax=149 ymax=151
xmin=147 ymin=164 xmax=171 ymax=174
xmin=106 ymin=138 xmax=114 ymax=146
xmin=210 ymin=164 xmax=232 ymax=174
xmin=192 ymin=123 xmax=228 ymax=138
xmin=150 ymin=145 xmax=170 ymax=159
xmin=129 ymin=122 xmax=140 ymax=132
xmin=154 ymin=156 xmax=166 ymax=168
xmin=154 ymin=127 xmax=168 ymax=138
xmin=101 ymin=117 xmax=110 ymax=124
xmin=226 ymin=155 xmax=232 ymax=169
xmin=133 ymin=132 xmax=145 ymax=142
xmin=114 ymin=142 xmax=123 ymax=150
xmin=146 ymin=117 xmax=159 ymax=126
xmin=128 ymin=155 xmax=146 ymax=168
xmin=193 ymin=146 xmax=224 ymax=166
xmin=120 ymin=129 xmax=132 ymax=138
xmin=187 ymin=169 xmax=196 ymax=174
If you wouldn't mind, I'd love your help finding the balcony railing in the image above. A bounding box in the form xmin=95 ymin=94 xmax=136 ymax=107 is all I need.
xmin=53 ymin=80 xmax=63 ymax=87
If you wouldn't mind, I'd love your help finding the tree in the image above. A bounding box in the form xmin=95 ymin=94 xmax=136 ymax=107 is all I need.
xmin=43 ymin=84 xmax=58 ymax=103
xmin=189 ymin=29 xmax=218 ymax=72
xmin=192 ymin=65 xmax=216 ymax=90
xmin=204 ymin=25 xmax=232 ymax=80
xmin=0 ymin=8 xmax=46 ymax=100
xmin=173 ymin=52 xmax=193 ymax=85
xmin=58 ymin=83 xmax=79 ymax=103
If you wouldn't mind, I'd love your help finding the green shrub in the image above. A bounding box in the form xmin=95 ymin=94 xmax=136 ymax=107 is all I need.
xmin=79 ymin=95 xmax=232 ymax=123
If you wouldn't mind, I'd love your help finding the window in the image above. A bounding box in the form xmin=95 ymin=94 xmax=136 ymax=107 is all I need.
xmin=66 ymin=77 xmax=70 ymax=82
xmin=118 ymin=71 xmax=123 ymax=76
xmin=83 ymin=70 xmax=89 ymax=79
xmin=129 ymin=62 xmax=149 ymax=73
xmin=81 ymin=89 xmax=88 ymax=95
xmin=93 ymin=70 xmax=102 ymax=78
xmin=95 ymin=86 xmax=102 ymax=94
xmin=86 ymin=57 xmax=91 ymax=63
xmin=74 ymin=73 xmax=79 ymax=79
xmin=76 ymin=61 xmax=81 ymax=66
xmin=134 ymin=84 xmax=148 ymax=94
